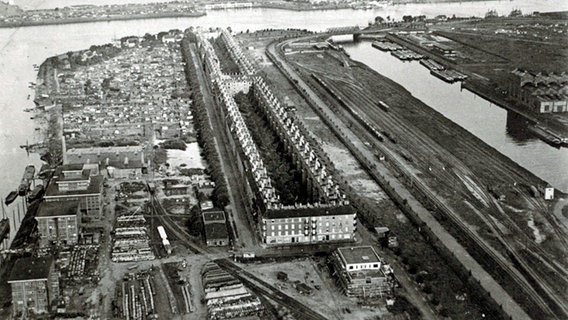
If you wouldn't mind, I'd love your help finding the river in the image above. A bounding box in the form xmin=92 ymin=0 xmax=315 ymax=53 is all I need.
xmin=342 ymin=42 xmax=568 ymax=192
xmin=1 ymin=0 xmax=566 ymax=246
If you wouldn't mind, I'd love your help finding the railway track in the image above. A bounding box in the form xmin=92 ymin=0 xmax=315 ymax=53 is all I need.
xmin=214 ymin=258 xmax=328 ymax=320
xmin=281 ymin=48 xmax=561 ymax=318
xmin=147 ymin=195 xmax=205 ymax=255
xmin=314 ymin=70 xmax=567 ymax=319
xmin=330 ymin=76 xmax=568 ymax=317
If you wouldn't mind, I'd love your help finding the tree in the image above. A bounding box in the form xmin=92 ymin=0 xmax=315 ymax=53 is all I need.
xmin=375 ymin=16 xmax=385 ymax=24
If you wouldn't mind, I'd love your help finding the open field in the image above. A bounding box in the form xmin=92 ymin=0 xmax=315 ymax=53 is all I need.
xmin=242 ymin=257 xmax=389 ymax=320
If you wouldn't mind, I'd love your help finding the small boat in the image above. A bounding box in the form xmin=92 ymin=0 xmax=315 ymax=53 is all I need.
xmin=5 ymin=191 xmax=18 ymax=205
xmin=28 ymin=185 xmax=44 ymax=202
xmin=18 ymin=165 xmax=35 ymax=196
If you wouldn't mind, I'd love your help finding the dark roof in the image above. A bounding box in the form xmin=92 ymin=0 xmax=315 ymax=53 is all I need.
xmin=203 ymin=210 xmax=226 ymax=222
xmin=263 ymin=204 xmax=355 ymax=220
xmin=8 ymin=257 xmax=52 ymax=282
xmin=36 ymin=200 xmax=79 ymax=217
xmin=65 ymin=146 xmax=145 ymax=168
xmin=45 ymin=171 xmax=103 ymax=197
xmin=204 ymin=222 xmax=229 ymax=241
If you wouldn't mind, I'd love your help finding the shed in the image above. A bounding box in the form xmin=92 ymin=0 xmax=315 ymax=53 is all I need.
xmin=277 ymin=271 xmax=288 ymax=282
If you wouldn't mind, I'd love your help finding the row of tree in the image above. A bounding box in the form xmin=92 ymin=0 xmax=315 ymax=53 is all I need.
xmin=180 ymin=36 xmax=230 ymax=209
xmin=234 ymin=90 xmax=308 ymax=205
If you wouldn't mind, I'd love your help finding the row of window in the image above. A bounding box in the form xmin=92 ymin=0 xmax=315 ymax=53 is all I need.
xmin=266 ymin=233 xmax=352 ymax=242
xmin=269 ymin=228 xmax=350 ymax=236
xmin=347 ymin=263 xmax=380 ymax=270
xmin=269 ymin=215 xmax=352 ymax=224
xmin=269 ymin=221 xmax=346 ymax=230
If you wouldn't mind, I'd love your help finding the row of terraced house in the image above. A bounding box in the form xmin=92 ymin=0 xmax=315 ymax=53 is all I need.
xmin=193 ymin=29 xmax=357 ymax=245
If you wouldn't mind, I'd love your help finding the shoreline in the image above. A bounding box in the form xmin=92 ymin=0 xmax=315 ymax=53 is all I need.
xmin=0 ymin=0 xmax=509 ymax=29
xmin=0 ymin=11 xmax=206 ymax=28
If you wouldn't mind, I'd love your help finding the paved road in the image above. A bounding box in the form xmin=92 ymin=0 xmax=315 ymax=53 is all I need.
xmin=187 ymin=43 xmax=258 ymax=250
xmin=267 ymin=40 xmax=532 ymax=320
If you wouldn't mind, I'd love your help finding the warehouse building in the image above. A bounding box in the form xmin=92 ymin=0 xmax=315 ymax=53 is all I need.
xmin=202 ymin=210 xmax=230 ymax=247
xmin=43 ymin=165 xmax=103 ymax=220
xmin=8 ymin=256 xmax=59 ymax=316
xmin=36 ymin=200 xmax=81 ymax=247
xmin=330 ymin=246 xmax=393 ymax=297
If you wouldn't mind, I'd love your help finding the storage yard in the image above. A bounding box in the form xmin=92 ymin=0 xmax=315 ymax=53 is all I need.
xmin=240 ymin=257 xmax=390 ymax=320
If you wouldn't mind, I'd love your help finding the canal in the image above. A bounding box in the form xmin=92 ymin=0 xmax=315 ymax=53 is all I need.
xmin=343 ymin=42 xmax=568 ymax=192
xmin=0 ymin=0 xmax=565 ymax=245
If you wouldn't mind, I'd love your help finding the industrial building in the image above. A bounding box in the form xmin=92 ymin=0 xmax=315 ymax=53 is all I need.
xmin=509 ymin=69 xmax=568 ymax=113
xmin=64 ymin=145 xmax=148 ymax=179
xmin=202 ymin=210 xmax=230 ymax=247
xmin=36 ymin=200 xmax=80 ymax=247
xmin=194 ymin=29 xmax=356 ymax=246
xmin=8 ymin=256 xmax=59 ymax=316
xmin=43 ymin=164 xmax=103 ymax=220
xmin=330 ymin=246 xmax=393 ymax=297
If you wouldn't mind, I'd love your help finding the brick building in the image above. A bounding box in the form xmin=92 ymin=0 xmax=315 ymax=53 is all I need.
xmin=36 ymin=201 xmax=80 ymax=247
xmin=8 ymin=257 xmax=59 ymax=316
xmin=202 ymin=209 xmax=229 ymax=247
xmin=64 ymin=145 xmax=148 ymax=179
xmin=509 ymin=69 xmax=568 ymax=113
xmin=261 ymin=205 xmax=356 ymax=245
xmin=44 ymin=165 xmax=103 ymax=220
xmin=331 ymin=246 xmax=393 ymax=297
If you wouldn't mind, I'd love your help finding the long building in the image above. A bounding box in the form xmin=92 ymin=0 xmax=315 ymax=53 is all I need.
xmin=193 ymin=29 xmax=356 ymax=245
xmin=509 ymin=69 xmax=568 ymax=113
xmin=8 ymin=256 xmax=59 ymax=316
xmin=43 ymin=164 xmax=103 ymax=220
xmin=36 ymin=200 xmax=81 ymax=247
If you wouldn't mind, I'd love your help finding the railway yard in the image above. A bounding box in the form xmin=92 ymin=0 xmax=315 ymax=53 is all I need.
xmin=2 ymin=14 xmax=568 ymax=320
xmin=255 ymin=28 xmax=568 ymax=319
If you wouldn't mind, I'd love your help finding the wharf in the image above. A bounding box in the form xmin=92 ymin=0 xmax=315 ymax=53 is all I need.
xmin=371 ymin=40 xmax=402 ymax=51
xmin=430 ymin=69 xmax=467 ymax=83
xmin=461 ymin=82 xmax=568 ymax=148
xmin=420 ymin=58 xmax=444 ymax=71
xmin=528 ymin=125 xmax=568 ymax=148
xmin=390 ymin=49 xmax=423 ymax=60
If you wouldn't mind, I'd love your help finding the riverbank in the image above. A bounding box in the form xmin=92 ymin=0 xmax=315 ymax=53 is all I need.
xmin=0 ymin=11 xmax=206 ymax=28
xmin=0 ymin=0 xmax=513 ymax=29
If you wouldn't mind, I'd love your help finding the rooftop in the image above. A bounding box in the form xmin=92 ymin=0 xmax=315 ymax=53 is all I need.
xmin=36 ymin=200 xmax=80 ymax=218
xmin=8 ymin=256 xmax=52 ymax=282
xmin=337 ymin=246 xmax=381 ymax=265
xmin=45 ymin=167 xmax=103 ymax=197
xmin=264 ymin=204 xmax=355 ymax=219
xmin=202 ymin=210 xmax=225 ymax=222
xmin=204 ymin=222 xmax=229 ymax=241
xmin=65 ymin=145 xmax=145 ymax=167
